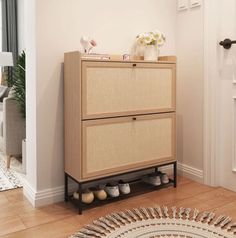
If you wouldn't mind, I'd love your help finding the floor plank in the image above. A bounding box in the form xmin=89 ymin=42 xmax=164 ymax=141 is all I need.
xmin=1 ymin=177 xmax=236 ymax=238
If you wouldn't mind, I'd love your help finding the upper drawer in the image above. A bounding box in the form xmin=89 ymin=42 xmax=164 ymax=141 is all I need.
xmin=82 ymin=62 xmax=176 ymax=119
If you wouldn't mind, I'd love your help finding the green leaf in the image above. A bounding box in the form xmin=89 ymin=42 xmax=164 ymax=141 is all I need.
xmin=12 ymin=51 xmax=26 ymax=118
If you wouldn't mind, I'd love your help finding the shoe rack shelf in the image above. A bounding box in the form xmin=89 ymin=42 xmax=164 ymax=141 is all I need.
xmin=65 ymin=161 xmax=177 ymax=214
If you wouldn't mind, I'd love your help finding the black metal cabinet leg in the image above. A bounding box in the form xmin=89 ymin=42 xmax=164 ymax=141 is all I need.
xmin=174 ymin=162 xmax=177 ymax=188
xmin=65 ymin=173 xmax=68 ymax=202
xmin=78 ymin=183 xmax=83 ymax=215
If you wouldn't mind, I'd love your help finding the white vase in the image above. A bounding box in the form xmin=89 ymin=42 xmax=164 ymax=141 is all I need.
xmin=144 ymin=45 xmax=158 ymax=61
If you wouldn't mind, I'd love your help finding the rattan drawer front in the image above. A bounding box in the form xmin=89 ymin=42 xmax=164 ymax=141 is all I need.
xmin=82 ymin=113 xmax=175 ymax=179
xmin=82 ymin=62 xmax=175 ymax=119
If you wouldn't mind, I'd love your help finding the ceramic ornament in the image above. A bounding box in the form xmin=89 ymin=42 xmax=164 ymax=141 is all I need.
xmin=80 ymin=36 xmax=97 ymax=54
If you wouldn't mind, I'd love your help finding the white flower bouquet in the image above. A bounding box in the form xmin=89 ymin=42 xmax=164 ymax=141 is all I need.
xmin=136 ymin=30 xmax=166 ymax=47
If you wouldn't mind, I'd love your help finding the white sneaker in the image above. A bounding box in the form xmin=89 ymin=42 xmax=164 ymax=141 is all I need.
xmin=105 ymin=184 xmax=120 ymax=197
xmin=118 ymin=180 xmax=131 ymax=194
xmin=161 ymin=173 xmax=169 ymax=184
xmin=143 ymin=175 xmax=161 ymax=186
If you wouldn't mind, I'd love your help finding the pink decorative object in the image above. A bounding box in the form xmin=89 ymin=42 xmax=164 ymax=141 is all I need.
xmin=80 ymin=37 xmax=97 ymax=54
xmin=123 ymin=54 xmax=130 ymax=60
xmin=90 ymin=39 xmax=97 ymax=47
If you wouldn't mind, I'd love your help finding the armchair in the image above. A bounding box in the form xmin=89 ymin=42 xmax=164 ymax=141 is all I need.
xmin=0 ymin=93 xmax=25 ymax=168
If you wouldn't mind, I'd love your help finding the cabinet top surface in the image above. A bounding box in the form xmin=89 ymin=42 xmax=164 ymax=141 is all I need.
xmin=64 ymin=51 xmax=176 ymax=65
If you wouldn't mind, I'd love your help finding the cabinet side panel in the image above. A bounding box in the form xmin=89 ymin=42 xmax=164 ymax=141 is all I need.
xmin=64 ymin=52 xmax=81 ymax=181
xmin=173 ymin=65 xmax=176 ymax=162
xmin=172 ymin=64 xmax=176 ymax=112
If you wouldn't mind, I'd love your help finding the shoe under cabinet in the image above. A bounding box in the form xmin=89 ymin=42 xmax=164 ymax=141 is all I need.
xmin=64 ymin=52 xmax=177 ymax=214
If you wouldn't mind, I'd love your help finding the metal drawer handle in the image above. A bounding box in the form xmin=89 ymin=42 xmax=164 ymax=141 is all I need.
xmin=133 ymin=63 xmax=137 ymax=67
xmin=132 ymin=117 xmax=137 ymax=121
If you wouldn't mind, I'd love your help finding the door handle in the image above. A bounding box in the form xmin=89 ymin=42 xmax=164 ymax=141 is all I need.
xmin=219 ymin=38 xmax=236 ymax=49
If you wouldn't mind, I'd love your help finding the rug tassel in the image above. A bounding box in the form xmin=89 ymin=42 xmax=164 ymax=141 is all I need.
xmin=124 ymin=209 xmax=139 ymax=222
xmin=79 ymin=227 xmax=102 ymax=237
xmin=220 ymin=216 xmax=232 ymax=228
xmin=163 ymin=206 xmax=169 ymax=218
xmin=93 ymin=220 xmax=111 ymax=233
xmin=214 ymin=215 xmax=226 ymax=226
xmin=192 ymin=208 xmax=200 ymax=221
xmin=185 ymin=208 xmax=191 ymax=220
xmin=140 ymin=207 xmax=151 ymax=219
xmin=154 ymin=206 xmax=163 ymax=218
xmin=199 ymin=211 xmax=210 ymax=222
xmin=206 ymin=212 xmax=215 ymax=224
xmin=111 ymin=213 xmax=126 ymax=225
xmin=118 ymin=211 xmax=132 ymax=223
xmin=133 ymin=208 xmax=145 ymax=220
xmin=171 ymin=206 xmax=177 ymax=219
xmin=72 ymin=232 xmax=90 ymax=238
xmin=98 ymin=217 xmax=116 ymax=230
xmin=147 ymin=207 xmax=156 ymax=219
xmin=227 ymin=222 xmax=236 ymax=231
xmin=106 ymin=214 xmax=121 ymax=227
xmin=178 ymin=207 xmax=185 ymax=219
xmin=85 ymin=224 xmax=106 ymax=235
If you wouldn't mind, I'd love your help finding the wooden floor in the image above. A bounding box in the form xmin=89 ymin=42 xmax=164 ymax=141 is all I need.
xmin=1 ymin=177 xmax=236 ymax=238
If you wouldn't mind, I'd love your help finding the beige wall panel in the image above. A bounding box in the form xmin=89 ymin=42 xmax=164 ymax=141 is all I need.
xmin=82 ymin=114 xmax=175 ymax=179
xmin=83 ymin=62 xmax=174 ymax=118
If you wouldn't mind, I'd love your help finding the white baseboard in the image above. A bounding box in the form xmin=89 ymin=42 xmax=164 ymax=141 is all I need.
xmin=34 ymin=186 xmax=65 ymax=207
xmin=178 ymin=163 xmax=203 ymax=183
xmin=23 ymin=178 xmax=37 ymax=207
xmin=23 ymin=163 xmax=204 ymax=207
xmin=161 ymin=162 xmax=203 ymax=183
xmin=23 ymin=179 xmax=77 ymax=207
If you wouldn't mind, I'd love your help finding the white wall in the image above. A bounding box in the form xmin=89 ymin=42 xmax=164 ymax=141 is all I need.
xmin=0 ymin=1 xmax=2 ymax=50
xmin=24 ymin=0 xmax=177 ymax=205
xmin=17 ymin=0 xmax=25 ymax=53
xmin=23 ymin=0 xmax=37 ymax=205
xmin=176 ymin=5 xmax=204 ymax=177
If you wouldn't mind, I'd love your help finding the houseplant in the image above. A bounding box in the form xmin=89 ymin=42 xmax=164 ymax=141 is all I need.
xmin=136 ymin=30 xmax=166 ymax=60
xmin=12 ymin=51 xmax=26 ymax=173
xmin=12 ymin=51 xmax=26 ymax=118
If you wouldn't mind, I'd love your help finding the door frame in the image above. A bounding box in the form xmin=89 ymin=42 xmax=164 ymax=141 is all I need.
xmin=203 ymin=0 xmax=220 ymax=186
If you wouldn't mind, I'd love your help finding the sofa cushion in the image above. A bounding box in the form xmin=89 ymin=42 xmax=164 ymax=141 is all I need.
xmin=0 ymin=86 xmax=9 ymax=102
xmin=0 ymin=110 xmax=3 ymax=137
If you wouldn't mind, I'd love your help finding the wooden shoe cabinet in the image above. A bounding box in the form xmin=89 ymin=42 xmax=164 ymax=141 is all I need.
xmin=64 ymin=52 xmax=177 ymax=214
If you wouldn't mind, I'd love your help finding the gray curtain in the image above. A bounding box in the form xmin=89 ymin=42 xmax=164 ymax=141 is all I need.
xmin=2 ymin=0 xmax=18 ymax=86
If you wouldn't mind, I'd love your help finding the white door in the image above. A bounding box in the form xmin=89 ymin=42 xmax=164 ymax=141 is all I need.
xmin=215 ymin=0 xmax=236 ymax=191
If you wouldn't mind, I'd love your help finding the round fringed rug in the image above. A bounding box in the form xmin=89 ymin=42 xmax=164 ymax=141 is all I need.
xmin=70 ymin=206 xmax=236 ymax=238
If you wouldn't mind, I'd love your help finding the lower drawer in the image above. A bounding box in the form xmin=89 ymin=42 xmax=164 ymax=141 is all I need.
xmin=82 ymin=113 xmax=176 ymax=179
